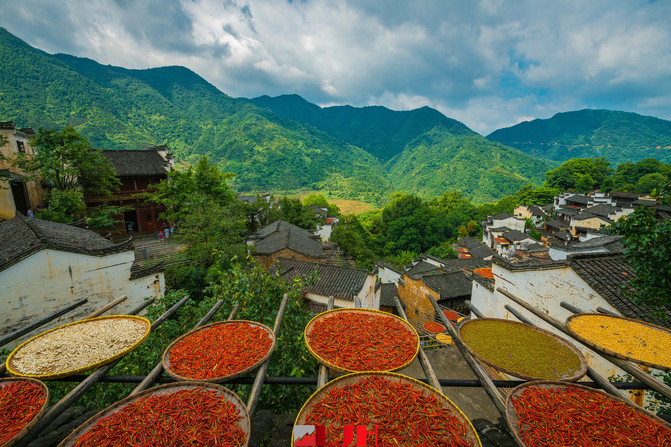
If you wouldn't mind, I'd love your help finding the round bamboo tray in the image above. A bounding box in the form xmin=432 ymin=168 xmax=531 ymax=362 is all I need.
xmin=58 ymin=381 xmax=250 ymax=447
xmin=304 ymin=308 xmax=420 ymax=374
xmin=0 ymin=378 xmax=49 ymax=447
xmin=6 ymin=316 xmax=151 ymax=380
xmin=506 ymin=380 xmax=671 ymax=447
xmin=163 ymin=320 xmax=275 ymax=383
xmin=566 ymin=313 xmax=671 ymax=372
xmin=293 ymin=372 xmax=481 ymax=447
xmin=457 ymin=318 xmax=587 ymax=381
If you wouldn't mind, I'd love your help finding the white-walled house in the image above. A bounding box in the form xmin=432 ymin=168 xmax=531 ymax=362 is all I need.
xmin=482 ymin=213 xmax=526 ymax=247
xmin=0 ymin=214 xmax=165 ymax=349
xmin=470 ymin=252 xmax=669 ymax=405
xmin=270 ymin=257 xmax=377 ymax=312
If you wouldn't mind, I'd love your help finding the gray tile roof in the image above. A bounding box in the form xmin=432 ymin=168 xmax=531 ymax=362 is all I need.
xmin=569 ymin=253 xmax=670 ymax=328
xmin=458 ymin=237 xmax=496 ymax=258
xmin=0 ymin=214 xmax=131 ymax=272
xmin=562 ymin=235 xmax=623 ymax=252
xmin=252 ymin=220 xmax=324 ymax=258
xmin=270 ymin=257 xmax=370 ymax=301
xmin=502 ymin=230 xmax=532 ymax=242
xmin=377 ymin=282 xmax=399 ymax=307
xmin=585 ymin=204 xmax=619 ymax=218
xmin=101 ymin=149 xmax=171 ymax=177
xmin=422 ymin=271 xmax=473 ymax=300
xmin=565 ymin=194 xmax=589 ymax=205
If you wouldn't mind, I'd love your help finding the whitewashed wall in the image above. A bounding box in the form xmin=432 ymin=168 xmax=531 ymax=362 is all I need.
xmin=0 ymin=249 xmax=164 ymax=349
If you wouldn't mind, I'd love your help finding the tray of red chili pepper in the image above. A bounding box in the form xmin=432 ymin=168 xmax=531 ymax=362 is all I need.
xmin=0 ymin=378 xmax=49 ymax=447
xmin=58 ymin=382 xmax=249 ymax=447
xmin=293 ymin=372 xmax=481 ymax=447
xmin=506 ymin=380 xmax=671 ymax=447
xmin=304 ymin=309 xmax=420 ymax=373
xmin=162 ymin=320 xmax=275 ymax=382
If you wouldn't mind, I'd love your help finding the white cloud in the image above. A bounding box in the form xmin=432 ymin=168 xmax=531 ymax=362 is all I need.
xmin=1 ymin=0 xmax=670 ymax=133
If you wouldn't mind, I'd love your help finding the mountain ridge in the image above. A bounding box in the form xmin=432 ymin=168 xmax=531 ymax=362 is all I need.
xmin=487 ymin=109 xmax=671 ymax=165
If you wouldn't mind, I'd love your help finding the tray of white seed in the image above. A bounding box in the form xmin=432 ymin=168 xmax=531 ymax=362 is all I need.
xmin=6 ymin=316 xmax=151 ymax=380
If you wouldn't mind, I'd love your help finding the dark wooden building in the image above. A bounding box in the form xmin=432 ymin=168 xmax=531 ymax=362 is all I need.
xmin=87 ymin=146 xmax=173 ymax=237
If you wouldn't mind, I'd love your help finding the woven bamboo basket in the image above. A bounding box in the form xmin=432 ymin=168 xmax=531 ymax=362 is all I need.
xmin=566 ymin=313 xmax=671 ymax=372
xmin=304 ymin=308 xmax=420 ymax=374
xmin=57 ymin=381 xmax=250 ymax=447
xmin=292 ymin=372 xmax=481 ymax=447
xmin=0 ymin=378 xmax=49 ymax=447
xmin=6 ymin=316 xmax=151 ymax=380
xmin=163 ymin=320 xmax=275 ymax=383
xmin=457 ymin=318 xmax=587 ymax=381
xmin=506 ymin=380 xmax=671 ymax=447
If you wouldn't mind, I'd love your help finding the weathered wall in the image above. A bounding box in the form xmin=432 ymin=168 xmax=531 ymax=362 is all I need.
xmin=254 ymin=249 xmax=325 ymax=269
xmin=0 ymin=178 xmax=16 ymax=219
xmin=397 ymin=276 xmax=436 ymax=324
xmin=571 ymin=217 xmax=609 ymax=235
xmin=0 ymin=249 xmax=164 ymax=349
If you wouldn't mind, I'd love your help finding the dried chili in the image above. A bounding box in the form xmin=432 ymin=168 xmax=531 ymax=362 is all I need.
xmin=0 ymin=380 xmax=46 ymax=445
xmin=307 ymin=312 xmax=417 ymax=371
xmin=169 ymin=322 xmax=273 ymax=379
xmin=303 ymin=375 xmax=476 ymax=446
xmin=511 ymin=385 xmax=671 ymax=446
xmin=424 ymin=321 xmax=447 ymax=333
xmin=73 ymin=387 xmax=246 ymax=446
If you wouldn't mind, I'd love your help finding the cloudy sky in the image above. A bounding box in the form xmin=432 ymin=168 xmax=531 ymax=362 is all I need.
xmin=2 ymin=0 xmax=671 ymax=134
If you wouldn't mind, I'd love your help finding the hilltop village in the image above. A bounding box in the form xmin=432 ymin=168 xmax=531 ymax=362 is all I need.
xmin=1 ymin=122 xmax=671 ymax=446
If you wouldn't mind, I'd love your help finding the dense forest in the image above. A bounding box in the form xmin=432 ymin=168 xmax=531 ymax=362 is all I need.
xmin=488 ymin=109 xmax=671 ymax=165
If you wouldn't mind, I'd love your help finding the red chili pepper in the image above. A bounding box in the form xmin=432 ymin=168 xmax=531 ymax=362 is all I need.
xmin=308 ymin=313 xmax=417 ymax=371
xmin=73 ymin=387 xmax=245 ymax=446
xmin=0 ymin=380 xmax=47 ymax=445
xmin=169 ymin=322 xmax=272 ymax=379
xmin=512 ymin=386 xmax=671 ymax=446
xmin=304 ymin=376 xmax=474 ymax=446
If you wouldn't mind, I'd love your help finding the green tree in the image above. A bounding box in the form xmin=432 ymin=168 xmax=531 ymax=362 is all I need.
xmin=302 ymin=193 xmax=341 ymax=216
xmin=271 ymin=196 xmax=321 ymax=230
xmin=545 ymin=158 xmax=612 ymax=191
xmin=11 ymin=127 xmax=119 ymax=220
xmin=609 ymin=180 xmax=671 ymax=313
xmin=635 ymin=173 xmax=667 ymax=194
xmin=145 ymin=157 xmax=247 ymax=268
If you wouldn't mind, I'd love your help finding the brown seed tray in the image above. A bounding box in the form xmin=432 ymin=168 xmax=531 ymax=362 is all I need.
xmin=457 ymin=318 xmax=588 ymax=382
xmin=57 ymin=381 xmax=250 ymax=447
xmin=506 ymin=380 xmax=671 ymax=447
xmin=6 ymin=316 xmax=151 ymax=380
xmin=162 ymin=320 xmax=276 ymax=383
xmin=303 ymin=308 xmax=420 ymax=374
xmin=566 ymin=313 xmax=671 ymax=372
xmin=292 ymin=372 xmax=481 ymax=447
xmin=0 ymin=378 xmax=49 ymax=447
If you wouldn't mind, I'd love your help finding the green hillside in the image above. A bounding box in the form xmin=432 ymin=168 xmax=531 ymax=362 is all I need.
xmin=250 ymin=94 xmax=475 ymax=162
xmin=0 ymin=28 xmax=389 ymax=203
xmin=387 ymin=130 xmax=551 ymax=203
xmin=487 ymin=109 xmax=671 ymax=164
xmin=250 ymin=94 xmax=553 ymax=201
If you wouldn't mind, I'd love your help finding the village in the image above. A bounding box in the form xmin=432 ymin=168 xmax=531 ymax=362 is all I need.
xmin=1 ymin=122 xmax=671 ymax=446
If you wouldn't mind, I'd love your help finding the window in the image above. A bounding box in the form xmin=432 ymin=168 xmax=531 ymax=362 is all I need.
xmin=16 ymin=141 xmax=25 ymax=153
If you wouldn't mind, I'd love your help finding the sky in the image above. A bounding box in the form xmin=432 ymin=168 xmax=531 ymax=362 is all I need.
xmin=2 ymin=0 xmax=671 ymax=135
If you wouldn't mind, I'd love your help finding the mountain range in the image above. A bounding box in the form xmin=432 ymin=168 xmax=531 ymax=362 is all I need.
xmin=1 ymin=27 xmax=670 ymax=205
xmin=488 ymin=109 xmax=671 ymax=165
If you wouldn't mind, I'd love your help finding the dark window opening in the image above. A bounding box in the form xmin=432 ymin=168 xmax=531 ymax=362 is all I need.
xmin=17 ymin=141 xmax=25 ymax=153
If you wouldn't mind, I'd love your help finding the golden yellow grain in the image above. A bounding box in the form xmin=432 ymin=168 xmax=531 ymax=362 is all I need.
xmin=568 ymin=315 xmax=671 ymax=368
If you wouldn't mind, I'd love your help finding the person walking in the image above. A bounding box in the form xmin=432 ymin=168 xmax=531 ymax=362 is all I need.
xmin=164 ymin=227 xmax=170 ymax=240
xmin=158 ymin=231 xmax=164 ymax=243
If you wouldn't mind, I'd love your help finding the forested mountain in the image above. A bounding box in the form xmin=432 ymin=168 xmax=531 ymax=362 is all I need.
xmin=249 ymin=94 xmax=474 ymax=162
xmin=250 ymin=95 xmax=553 ymax=202
xmin=0 ymin=28 xmax=389 ymax=203
xmin=487 ymin=109 xmax=671 ymax=165
xmin=1 ymin=27 xmax=549 ymax=204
